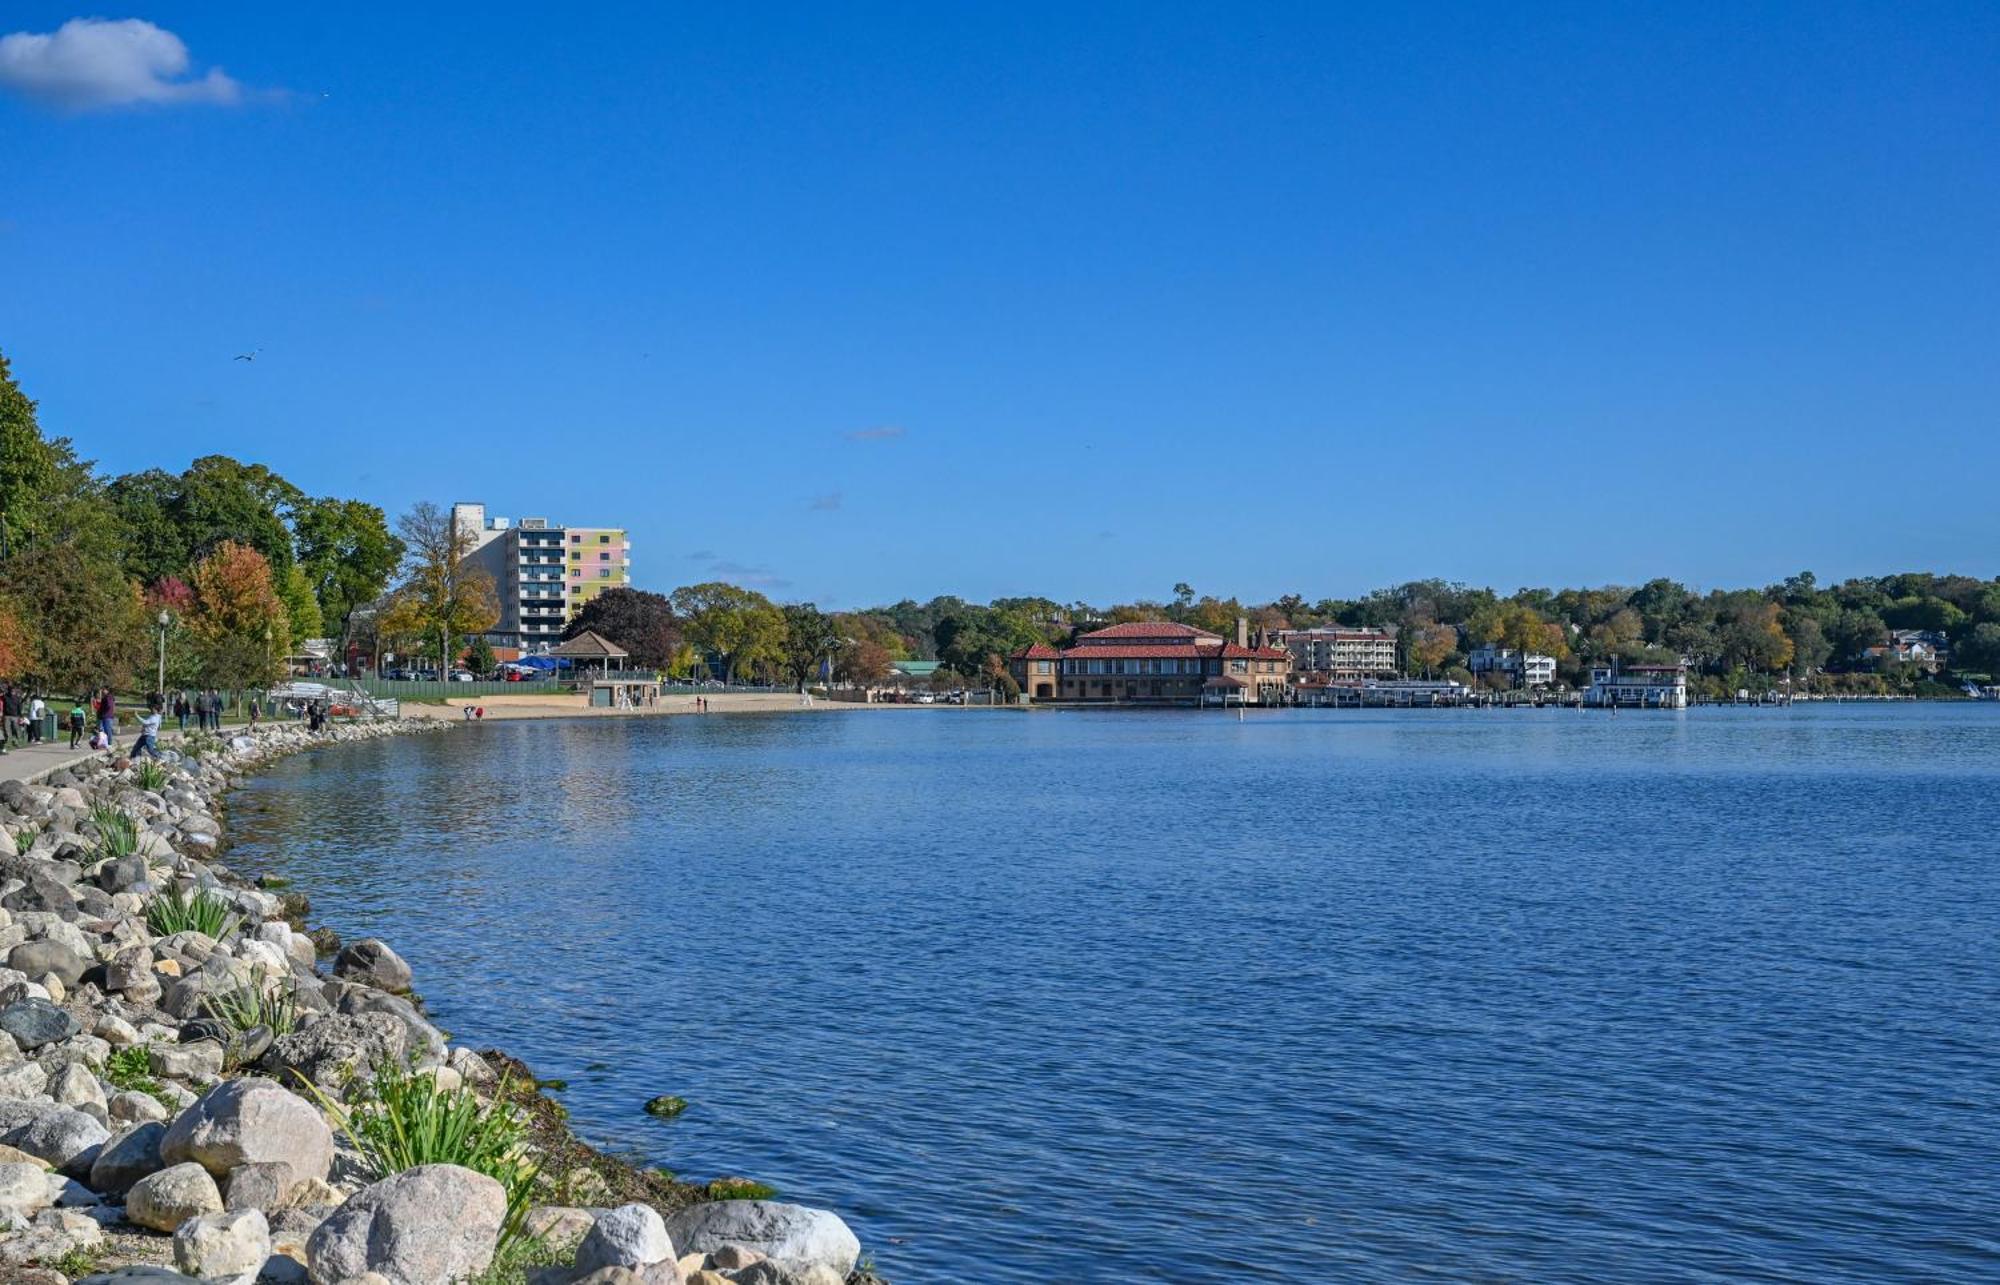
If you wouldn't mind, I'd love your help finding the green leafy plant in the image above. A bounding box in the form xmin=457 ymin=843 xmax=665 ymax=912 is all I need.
xmin=308 ymin=1061 xmax=539 ymax=1247
xmin=146 ymin=886 xmax=241 ymax=939
xmin=104 ymin=1044 xmax=175 ymax=1111
xmin=132 ymin=759 xmax=172 ymax=792
xmin=706 ymin=1177 xmax=778 ymax=1201
xmin=201 ymin=969 xmax=300 ymax=1037
xmin=88 ymin=803 xmax=140 ymax=861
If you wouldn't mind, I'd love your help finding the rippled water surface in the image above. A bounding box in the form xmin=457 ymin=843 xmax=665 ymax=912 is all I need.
xmin=226 ymin=705 xmax=2000 ymax=1282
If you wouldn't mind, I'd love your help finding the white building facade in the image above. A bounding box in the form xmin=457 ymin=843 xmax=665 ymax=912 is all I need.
xmin=1468 ymin=643 xmax=1556 ymax=688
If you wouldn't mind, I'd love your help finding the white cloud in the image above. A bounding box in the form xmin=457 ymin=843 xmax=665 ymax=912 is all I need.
xmin=0 ymin=18 xmax=245 ymax=110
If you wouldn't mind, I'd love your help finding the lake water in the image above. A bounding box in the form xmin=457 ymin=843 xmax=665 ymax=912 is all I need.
xmin=225 ymin=705 xmax=2000 ymax=1282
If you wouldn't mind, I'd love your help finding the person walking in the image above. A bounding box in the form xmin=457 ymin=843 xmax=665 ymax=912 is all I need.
xmin=26 ymin=694 xmax=44 ymax=744
xmin=0 ymin=685 xmax=21 ymax=754
xmin=95 ymin=687 xmax=117 ymax=747
xmin=130 ymin=697 xmax=163 ymax=760
xmin=247 ymin=697 xmax=261 ymax=729
xmin=208 ymin=688 xmax=223 ymax=731
xmin=66 ymin=699 xmax=85 ymax=750
xmin=174 ymin=691 xmax=190 ymax=732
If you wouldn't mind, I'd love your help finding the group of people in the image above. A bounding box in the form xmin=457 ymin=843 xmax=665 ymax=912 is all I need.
xmin=168 ymin=690 xmax=230 ymax=732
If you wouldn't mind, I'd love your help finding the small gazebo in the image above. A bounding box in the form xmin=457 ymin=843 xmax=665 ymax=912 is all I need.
xmin=548 ymin=631 xmax=653 ymax=707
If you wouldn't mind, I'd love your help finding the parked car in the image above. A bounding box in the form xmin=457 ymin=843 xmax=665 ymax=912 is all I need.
xmin=914 ymin=692 xmax=937 ymax=704
xmin=449 ymin=670 xmax=475 ymax=682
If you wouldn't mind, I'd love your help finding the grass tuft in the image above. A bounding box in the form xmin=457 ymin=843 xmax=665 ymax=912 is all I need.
xmin=307 ymin=1060 xmax=540 ymax=1247
xmin=201 ymin=969 xmax=300 ymax=1036
xmin=88 ymin=803 xmax=140 ymax=861
xmin=147 ymin=885 xmax=241 ymax=939
xmin=706 ymin=1177 xmax=778 ymax=1201
xmin=133 ymin=758 xmax=172 ymax=792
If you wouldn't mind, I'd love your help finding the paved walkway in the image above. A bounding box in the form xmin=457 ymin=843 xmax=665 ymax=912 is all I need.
xmin=0 ymin=736 xmax=107 ymax=786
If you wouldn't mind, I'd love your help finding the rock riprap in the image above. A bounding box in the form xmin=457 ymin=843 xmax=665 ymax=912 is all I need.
xmin=0 ymin=718 xmax=877 ymax=1283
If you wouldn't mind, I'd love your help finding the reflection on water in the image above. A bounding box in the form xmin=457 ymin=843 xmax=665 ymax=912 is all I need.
xmin=227 ymin=706 xmax=2000 ymax=1283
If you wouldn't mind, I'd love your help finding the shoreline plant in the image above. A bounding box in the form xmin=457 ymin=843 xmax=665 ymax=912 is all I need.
xmin=146 ymin=885 xmax=241 ymax=939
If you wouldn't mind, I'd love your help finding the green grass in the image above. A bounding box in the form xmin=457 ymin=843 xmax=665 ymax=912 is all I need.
xmin=104 ymin=1044 xmax=175 ymax=1111
xmin=52 ymin=1245 xmax=105 ymax=1277
xmin=201 ymin=970 xmax=300 ymax=1036
xmin=133 ymin=758 xmax=172 ymax=792
xmin=146 ymin=886 xmax=241 ymax=939
xmin=466 ymin=1232 xmax=577 ymax=1285
xmin=88 ymin=803 xmax=140 ymax=861
xmin=309 ymin=1060 xmax=540 ymax=1248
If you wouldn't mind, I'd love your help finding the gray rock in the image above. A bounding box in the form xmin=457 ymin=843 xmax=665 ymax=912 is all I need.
xmin=225 ymin=1158 xmax=297 ymax=1212
xmin=0 ymin=1158 xmax=51 ymax=1212
xmin=0 ymin=872 xmax=78 ymax=918
xmin=0 ymin=1100 xmax=110 ymax=1173
xmin=104 ymin=947 xmax=155 ymax=993
xmin=174 ymin=1207 xmax=271 ymax=1281
xmin=96 ymin=854 xmax=150 ymax=894
xmin=661 ymin=1201 xmax=860 ymax=1279
xmin=260 ymin=1013 xmax=405 ymax=1092
xmin=125 ymin=1160 xmax=224 ymax=1232
xmin=333 ymin=988 xmax=445 ymax=1067
xmin=0 ymin=1059 xmax=47 ymax=1097
xmin=0 ymin=998 xmax=79 ymax=1048
xmin=331 ymin=940 xmax=412 ymax=994
xmin=88 ymin=1121 xmax=167 ymax=1196
xmin=576 ymin=1203 xmax=675 ymax=1272
xmin=6 ymin=941 xmax=86 ymax=988
xmin=149 ymin=1040 xmax=225 ymax=1082
xmin=305 ymin=1163 xmax=506 ymax=1285
xmin=162 ymin=1076 xmax=334 ymax=1186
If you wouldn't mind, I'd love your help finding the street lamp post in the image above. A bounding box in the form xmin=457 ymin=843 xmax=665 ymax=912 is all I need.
xmin=156 ymin=610 xmax=171 ymax=699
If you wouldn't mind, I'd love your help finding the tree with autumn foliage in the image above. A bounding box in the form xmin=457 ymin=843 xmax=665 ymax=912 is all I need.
xmin=188 ymin=541 xmax=290 ymax=692
xmin=381 ymin=502 xmax=500 ymax=674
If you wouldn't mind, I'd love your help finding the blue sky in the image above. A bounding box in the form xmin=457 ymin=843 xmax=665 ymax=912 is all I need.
xmin=2 ymin=4 xmax=1995 ymax=609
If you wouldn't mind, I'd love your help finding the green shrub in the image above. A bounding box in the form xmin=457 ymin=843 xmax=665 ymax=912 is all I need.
xmin=88 ymin=804 xmax=140 ymax=861
xmin=311 ymin=1061 xmax=539 ymax=1247
xmin=133 ymin=759 xmax=172 ymax=792
xmin=201 ymin=970 xmax=300 ymax=1036
xmin=706 ymin=1177 xmax=778 ymax=1201
xmin=104 ymin=1044 xmax=175 ymax=1111
xmin=147 ymin=886 xmax=241 ymax=939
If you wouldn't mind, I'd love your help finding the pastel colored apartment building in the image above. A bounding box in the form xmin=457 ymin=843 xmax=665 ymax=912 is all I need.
xmin=452 ymin=503 xmax=632 ymax=655
xmin=1270 ymin=625 xmax=1400 ymax=679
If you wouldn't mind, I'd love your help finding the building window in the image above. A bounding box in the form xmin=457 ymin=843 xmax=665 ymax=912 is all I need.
xmin=598 ymin=534 xmax=610 ymax=543
xmin=599 ymin=551 xmax=610 ymax=561
xmin=598 ymin=569 xmax=610 ymax=578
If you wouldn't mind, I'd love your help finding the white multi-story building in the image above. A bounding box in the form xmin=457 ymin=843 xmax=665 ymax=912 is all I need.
xmin=1271 ymin=626 xmax=1399 ymax=679
xmin=1468 ymin=643 xmax=1556 ymax=689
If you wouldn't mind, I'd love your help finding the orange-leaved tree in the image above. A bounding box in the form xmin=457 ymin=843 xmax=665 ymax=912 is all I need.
xmin=189 ymin=540 xmax=290 ymax=692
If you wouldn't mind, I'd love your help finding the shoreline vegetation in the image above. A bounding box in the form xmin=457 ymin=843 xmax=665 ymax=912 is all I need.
xmin=0 ymin=719 xmax=879 ymax=1284
xmin=0 ymin=350 xmax=1993 ymax=718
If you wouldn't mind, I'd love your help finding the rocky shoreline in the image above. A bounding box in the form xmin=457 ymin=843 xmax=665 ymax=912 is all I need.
xmin=0 ymin=719 xmax=878 ymax=1284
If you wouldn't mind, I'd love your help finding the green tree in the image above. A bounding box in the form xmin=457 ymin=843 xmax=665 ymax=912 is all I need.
xmin=563 ymin=587 xmax=682 ymax=669
xmin=779 ymin=602 xmax=840 ymax=690
xmin=276 ymin=563 xmax=324 ymax=651
xmin=292 ymin=497 xmax=404 ymax=636
xmin=174 ymin=455 xmax=302 ymax=574
xmin=0 ymin=349 xmax=62 ymax=556
xmin=669 ymin=582 xmax=784 ymax=681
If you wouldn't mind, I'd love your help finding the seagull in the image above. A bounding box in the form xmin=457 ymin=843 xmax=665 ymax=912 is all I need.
xmin=234 ymin=349 xmax=260 ymax=362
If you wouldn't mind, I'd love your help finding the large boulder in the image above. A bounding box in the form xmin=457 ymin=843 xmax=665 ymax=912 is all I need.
xmin=661 ymin=1202 xmax=860 ymax=1280
xmin=6 ymin=941 xmax=86 ymax=988
xmin=575 ymin=1203 xmax=675 ymax=1274
xmin=126 ymin=1161 xmax=225 ymax=1233
xmin=331 ymin=940 xmax=412 ymax=994
xmin=305 ymin=1164 xmax=506 ymax=1285
xmin=261 ymin=1014 xmax=406 ymax=1092
xmin=88 ymin=1121 xmax=167 ymax=1196
xmin=0 ymin=998 xmax=79 ymax=1049
xmin=162 ymin=1077 xmax=334 ymax=1185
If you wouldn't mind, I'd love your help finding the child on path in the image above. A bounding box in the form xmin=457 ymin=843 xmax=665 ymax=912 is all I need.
xmin=130 ymin=698 xmax=164 ymax=760
xmin=67 ymin=700 xmax=85 ymax=750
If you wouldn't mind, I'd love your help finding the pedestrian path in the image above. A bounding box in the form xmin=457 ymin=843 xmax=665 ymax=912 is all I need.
xmin=0 ymin=737 xmax=105 ymax=786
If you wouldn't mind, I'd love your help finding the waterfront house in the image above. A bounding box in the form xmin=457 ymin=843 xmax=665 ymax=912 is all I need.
xmin=1468 ymin=643 xmax=1556 ymax=689
xmin=1269 ymin=625 xmax=1399 ymax=679
xmin=1009 ymin=620 xmax=1291 ymax=705
xmin=1583 ymin=662 xmax=1689 ymax=708
xmin=1866 ymin=629 xmax=1949 ymax=672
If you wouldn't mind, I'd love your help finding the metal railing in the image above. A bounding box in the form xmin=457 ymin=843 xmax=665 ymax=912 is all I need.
xmin=351 ymin=678 xmax=563 ymax=699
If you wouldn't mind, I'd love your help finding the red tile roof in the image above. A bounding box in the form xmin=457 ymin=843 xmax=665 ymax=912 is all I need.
xmin=1010 ymin=643 xmax=1061 ymax=659
xmin=1057 ymin=644 xmax=1215 ymax=659
xmin=1220 ymin=643 xmax=1290 ymax=660
xmin=1076 ymin=621 xmax=1220 ymax=641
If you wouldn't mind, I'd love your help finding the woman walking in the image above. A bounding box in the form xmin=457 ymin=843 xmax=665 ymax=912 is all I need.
xmin=94 ymin=688 xmax=116 ymax=747
xmin=174 ymin=691 xmax=190 ymax=732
